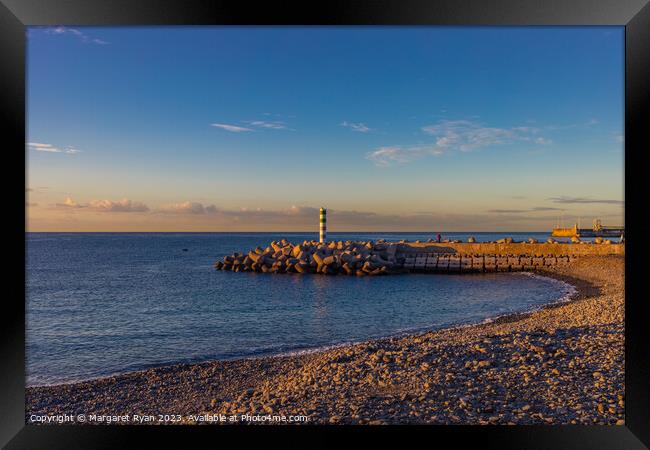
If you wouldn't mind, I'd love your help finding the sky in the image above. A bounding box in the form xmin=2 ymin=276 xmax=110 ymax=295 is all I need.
xmin=26 ymin=26 xmax=624 ymax=232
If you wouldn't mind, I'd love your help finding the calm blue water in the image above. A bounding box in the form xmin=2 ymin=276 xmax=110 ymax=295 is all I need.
xmin=26 ymin=232 xmax=574 ymax=386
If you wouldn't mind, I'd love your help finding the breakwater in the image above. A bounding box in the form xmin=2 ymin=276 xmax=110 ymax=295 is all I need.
xmin=402 ymin=241 xmax=625 ymax=257
xmin=213 ymin=239 xmax=624 ymax=275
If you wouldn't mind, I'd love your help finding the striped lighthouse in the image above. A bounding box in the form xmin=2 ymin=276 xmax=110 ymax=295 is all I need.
xmin=319 ymin=207 xmax=327 ymax=243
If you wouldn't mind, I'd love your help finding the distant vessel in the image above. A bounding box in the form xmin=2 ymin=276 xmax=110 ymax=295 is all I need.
xmin=552 ymin=219 xmax=624 ymax=238
xmin=551 ymin=223 xmax=579 ymax=237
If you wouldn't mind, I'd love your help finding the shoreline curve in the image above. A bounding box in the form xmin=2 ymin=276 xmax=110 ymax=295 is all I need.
xmin=26 ymin=255 xmax=624 ymax=425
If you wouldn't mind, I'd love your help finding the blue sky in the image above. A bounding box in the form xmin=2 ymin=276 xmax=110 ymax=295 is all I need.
xmin=26 ymin=27 xmax=624 ymax=231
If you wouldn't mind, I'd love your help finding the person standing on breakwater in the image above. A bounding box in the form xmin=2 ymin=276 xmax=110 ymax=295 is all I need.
xmin=436 ymin=233 xmax=442 ymax=243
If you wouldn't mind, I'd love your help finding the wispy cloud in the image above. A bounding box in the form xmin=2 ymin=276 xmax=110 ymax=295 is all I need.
xmin=422 ymin=120 xmax=547 ymax=152
xmin=210 ymin=123 xmax=254 ymax=133
xmin=154 ymin=204 xmax=320 ymax=220
xmin=56 ymin=197 xmax=149 ymax=212
xmin=88 ymin=199 xmax=149 ymax=212
xmin=28 ymin=142 xmax=61 ymax=153
xmin=157 ymin=201 xmax=218 ymax=214
xmin=486 ymin=209 xmax=529 ymax=214
xmin=367 ymin=119 xmax=552 ymax=167
xmin=341 ymin=121 xmax=371 ymax=133
xmin=366 ymin=145 xmax=443 ymax=167
xmin=548 ymin=196 xmax=624 ymax=205
xmin=56 ymin=197 xmax=84 ymax=208
xmin=211 ymin=119 xmax=293 ymax=133
xmin=27 ymin=142 xmax=82 ymax=155
xmin=262 ymin=112 xmax=296 ymax=119
xmin=43 ymin=26 xmax=109 ymax=45
xmin=487 ymin=207 xmax=564 ymax=213
xmin=531 ymin=206 xmax=564 ymax=211
xmin=245 ymin=120 xmax=288 ymax=130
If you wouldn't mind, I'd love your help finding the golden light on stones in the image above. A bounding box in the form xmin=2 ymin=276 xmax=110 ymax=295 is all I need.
xmin=213 ymin=239 xmax=622 ymax=276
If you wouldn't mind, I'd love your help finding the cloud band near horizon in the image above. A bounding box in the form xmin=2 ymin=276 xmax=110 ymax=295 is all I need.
xmin=27 ymin=197 xmax=623 ymax=232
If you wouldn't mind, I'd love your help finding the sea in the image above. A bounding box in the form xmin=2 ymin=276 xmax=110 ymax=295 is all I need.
xmin=26 ymin=232 xmax=576 ymax=386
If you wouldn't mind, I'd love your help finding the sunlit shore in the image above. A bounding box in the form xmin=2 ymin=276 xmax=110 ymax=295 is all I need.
xmin=26 ymin=255 xmax=624 ymax=425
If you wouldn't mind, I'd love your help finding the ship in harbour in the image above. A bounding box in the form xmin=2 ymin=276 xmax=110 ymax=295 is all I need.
xmin=551 ymin=219 xmax=624 ymax=238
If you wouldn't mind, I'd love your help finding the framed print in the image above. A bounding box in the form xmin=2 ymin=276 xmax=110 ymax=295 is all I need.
xmin=1 ymin=0 xmax=649 ymax=448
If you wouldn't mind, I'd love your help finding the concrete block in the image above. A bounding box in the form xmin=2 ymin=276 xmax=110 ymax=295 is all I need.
xmin=484 ymin=256 xmax=496 ymax=272
xmin=532 ymin=257 xmax=544 ymax=266
xmin=496 ymin=256 xmax=509 ymax=272
xmin=520 ymin=257 xmax=532 ymax=265
xmin=508 ymin=257 xmax=519 ymax=266
xmin=544 ymin=257 xmax=557 ymax=266
xmin=425 ymin=256 xmax=438 ymax=270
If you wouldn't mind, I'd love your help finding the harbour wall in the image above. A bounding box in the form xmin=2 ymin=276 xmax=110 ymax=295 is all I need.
xmin=397 ymin=242 xmax=625 ymax=257
xmin=214 ymin=240 xmax=624 ymax=276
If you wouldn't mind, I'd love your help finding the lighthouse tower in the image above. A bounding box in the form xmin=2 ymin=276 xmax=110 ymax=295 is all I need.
xmin=319 ymin=207 xmax=327 ymax=243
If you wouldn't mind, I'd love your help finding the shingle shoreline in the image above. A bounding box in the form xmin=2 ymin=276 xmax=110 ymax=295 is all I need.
xmin=26 ymin=255 xmax=624 ymax=425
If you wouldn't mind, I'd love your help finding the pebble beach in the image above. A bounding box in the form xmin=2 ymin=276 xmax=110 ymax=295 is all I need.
xmin=26 ymin=255 xmax=624 ymax=425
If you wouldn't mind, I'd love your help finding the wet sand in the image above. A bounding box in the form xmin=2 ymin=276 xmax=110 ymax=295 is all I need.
xmin=26 ymin=255 xmax=624 ymax=425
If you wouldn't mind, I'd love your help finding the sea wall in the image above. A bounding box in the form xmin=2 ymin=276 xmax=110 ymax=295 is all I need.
xmin=401 ymin=253 xmax=575 ymax=273
xmin=214 ymin=239 xmax=624 ymax=276
xmin=399 ymin=242 xmax=625 ymax=257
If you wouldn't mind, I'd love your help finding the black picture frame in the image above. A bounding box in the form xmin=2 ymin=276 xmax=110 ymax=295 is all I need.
xmin=2 ymin=0 xmax=648 ymax=447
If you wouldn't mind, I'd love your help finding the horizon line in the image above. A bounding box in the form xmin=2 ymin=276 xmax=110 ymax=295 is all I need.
xmin=25 ymin=230 xmax=552 ymax=234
